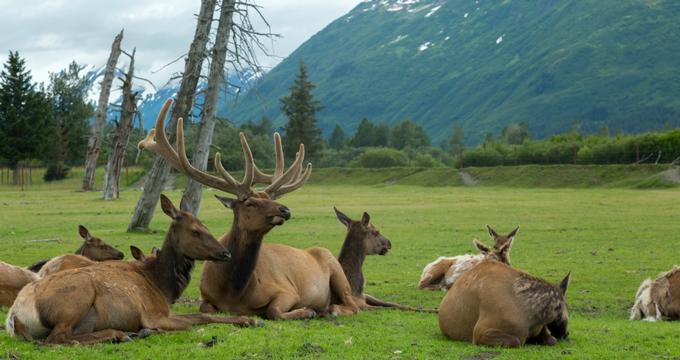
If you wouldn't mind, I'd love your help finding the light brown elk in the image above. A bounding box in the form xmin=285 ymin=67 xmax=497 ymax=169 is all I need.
xmin=6 ymin=194 xmax=257 ymax=345
xmin=26 ymin=225 xmax=124 ymax=273
xmin=334 ymin=207 xmax=432 ymax=312
xmin=439 ymin=238 xmax=571 ymax=347
xmin=37 ymin=226 xmax=125 ymax=277
xmin=0 ymin=263 xmax=39 ymax=307
xmin=138 ymin=99 xmax=359 ymax=320
xmin=418 ymin=225 xmax=518 ymax=291
xmin=631 ymin=266 xmax=680 ymax=321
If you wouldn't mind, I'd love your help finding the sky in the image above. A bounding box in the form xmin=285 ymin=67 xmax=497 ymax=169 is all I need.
xmin=0 ymin=0 xmax=361 ymax=89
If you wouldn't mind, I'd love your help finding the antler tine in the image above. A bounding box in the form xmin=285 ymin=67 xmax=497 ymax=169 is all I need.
xmin=239 ymin=132 xmax=255 ymax=190
xmin=137 ymin=99 xmax=183 ymax=171
xmin=270 ymin=163 xmax=313 ymax=199
xmin=176 ymin=118 xmax=247 ymax=198
xmin=264 ymin=143 xmax=305 ymax=196
xmin=252 ymin=132 xmax=284 ymax=184
xmin=213 ymin=153 xmax=239 ymax=186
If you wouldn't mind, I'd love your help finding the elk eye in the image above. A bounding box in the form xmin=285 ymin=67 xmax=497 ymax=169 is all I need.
xmin=192 ymin=230 xmax=201 ymax=237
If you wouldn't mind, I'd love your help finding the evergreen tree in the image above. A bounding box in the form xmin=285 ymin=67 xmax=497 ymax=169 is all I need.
xmin=389 ymin=119 xmax=431 ymax=150
xmin=351 ymin=118 xmax=377 ymax=147
xmin=501 ymin=122 xmax=531 ymax=145
xmin=48 ymin=61 xmax=93 ymax=164
xmin=281 ymin=61 xmax=323 ymax=160
xmin=328 ymin=124 xmax=347 ymax=149
xmin=374 ymin=122 xmax=390 ymax=147
xmin=449 ymin=123 xmax=465 ymax=156
xmin=0 ymin=51 xmax=52 ymax=183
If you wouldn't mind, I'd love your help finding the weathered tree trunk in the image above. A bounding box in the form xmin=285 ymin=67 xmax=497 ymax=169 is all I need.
xmin=182 ymin=0 xmax=235 ymax=214
xmin=128 ymin=0 xmax=216 ymax=231
xmin=81 ymin=30 xmax=124 ymax=191
xmin=103 ymin=49 xmax=137 ymax=201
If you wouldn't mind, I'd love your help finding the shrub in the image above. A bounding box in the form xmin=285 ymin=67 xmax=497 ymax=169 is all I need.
xmin=356 ymin=147 xmax=409 ymax=168
xmin=43 ymin=162 xmax=70 ymax=181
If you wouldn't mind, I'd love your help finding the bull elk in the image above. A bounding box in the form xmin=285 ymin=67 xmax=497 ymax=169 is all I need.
xmin=631 ymin=266 xmax=680 ymax=321
xmin=334 ymin=207 xmax=433 ymax=312
xmin=139 ymin=99 xmax=359 ymax=320
xmin=418 ymin=225 xmax=518 ymax=291
xmin=27 ymin=225 xmax=124 ymax=273
xmin=439 ymin=238 xmax=571 ymax=347
xmin=6 ymin=195 xmax=257 ymax=345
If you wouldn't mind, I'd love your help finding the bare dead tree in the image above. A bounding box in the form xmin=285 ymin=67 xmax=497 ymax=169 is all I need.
xmin=82 ymin=30 xmax=124 ymax=191
xmin=127 ymin=0 xmax=217 ymax=231
xmin=103 ymin=49 xmax=138 ymax=200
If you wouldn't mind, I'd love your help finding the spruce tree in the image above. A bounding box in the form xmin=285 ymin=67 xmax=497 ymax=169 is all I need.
xmin=281 ymin=61 xmax=323 ymax=160
xmin=351 ymin=118 xmax=377 ymax=147
xmin=328 ymin=124 xmax=346 ymax=149
xmin=449 ymin=123 xmax=465 ymax=156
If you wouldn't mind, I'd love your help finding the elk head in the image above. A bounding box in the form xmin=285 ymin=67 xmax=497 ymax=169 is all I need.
xmin=486 ymin=225 xmax=519 ymax=251
xmin=159 ymin=194 xmax=231 ymax=261
xmin=547 ymin=272 xmax=571 ymax=340
xmin=473 ymin=237 xmax=512 ymax=265
xmin=129 ymin=245 xmax=160 ymax=262
xmin=75 ymin=225 xmax=124 ymax=261
xmin=334 ymin=207 xmax=391 ymax=256
xmin=138 ymin=99 xmax=311 ymax=236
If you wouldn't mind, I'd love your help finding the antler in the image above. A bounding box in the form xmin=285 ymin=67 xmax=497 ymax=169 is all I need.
xmin=138 ymin=98 xmax=312 ymax=200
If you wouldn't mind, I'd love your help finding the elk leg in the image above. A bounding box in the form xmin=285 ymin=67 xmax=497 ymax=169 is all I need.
xmin=473 ymin=326 xmax=522 ymax=348
xmin=199 ymin=300 xmax=218 ymax=314
xmin=328 ymin=264 xmax=359 ymax=315
xmin=526 ymin=326 xmax=557 ymax=346
xmin=364 ymin=294 xmax=438 ymax=313
xmin=144 ymin=313 xmax=259 ymax=331
xmin=45 ymin=324 xmax=130 ymax=345
xmin=266 ymin=293 xmax=316 ymax=320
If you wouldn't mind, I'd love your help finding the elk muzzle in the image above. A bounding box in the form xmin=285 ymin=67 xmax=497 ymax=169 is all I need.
xmin=270 ymin=206 xmax=291 ymax=225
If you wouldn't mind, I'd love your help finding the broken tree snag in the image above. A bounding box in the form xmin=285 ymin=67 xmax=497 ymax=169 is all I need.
xmin=82 ymin=30 xmax=124 ymax=191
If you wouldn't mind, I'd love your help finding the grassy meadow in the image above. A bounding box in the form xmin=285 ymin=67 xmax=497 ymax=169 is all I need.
xmin=1 ymin=167 xmax=680 ymax=359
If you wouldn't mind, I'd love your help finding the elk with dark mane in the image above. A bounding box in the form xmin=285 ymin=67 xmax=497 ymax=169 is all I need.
xmin=138 ymin=99 xmax=359 ymax=320
xmin=6 ymin=195 xmax=257 ymax=345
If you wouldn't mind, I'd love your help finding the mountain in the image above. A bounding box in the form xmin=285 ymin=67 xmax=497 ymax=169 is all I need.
xmin=223 ymin=0 xmax=680 ymax=144
xmin=84 ymin=66 xmax=259 ymax=129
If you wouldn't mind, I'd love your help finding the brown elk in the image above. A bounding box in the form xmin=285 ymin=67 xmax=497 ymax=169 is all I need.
xmin=27 ymin=225 xmax=124 ymax=273
xmin=631 ymin=266 xmax=680 ymax=321
xmin=6 ymin=195 xmax=257 ymax=345
xmin=439 ymin=238 xmax=571 ymax=347
xmin=37 ymin=226 xmax=125 ymax=277
xmin=138 ymin=99 xmax=359 ymax=320
xmin=0 ymin=263 xmax=39 ymax=307
xmin=418 ymin=225 xmax=518 ymax=291
xmin=129 ymin=246 xmax=160 ymax=262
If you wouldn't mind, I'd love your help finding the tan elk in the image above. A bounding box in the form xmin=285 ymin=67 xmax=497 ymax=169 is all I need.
xmin=439 ymin=238 xmax=571 ymax=347
xmin=6 ymin=195 xmax=257 ymax=345
xmin=27 ymin=225 xmax=124 ymax=273
xmin=0 ymin=263 xmax=39 ymax=307
xmin=37 ymin=226 xmax=125 ymax=277
xmin=631 ymin=266 xmax=680 ymax=321
xmin=138 ymin=99 xmax=359 ymax=320
xmin=334 ymin=207 xmax=432 ymax=312
xmin=418 ymin=225 xmax=518 ymax=291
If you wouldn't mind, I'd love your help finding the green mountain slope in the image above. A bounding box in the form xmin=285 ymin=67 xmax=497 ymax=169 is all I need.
xmin=222 ymin=0 xmax=680 ymax=144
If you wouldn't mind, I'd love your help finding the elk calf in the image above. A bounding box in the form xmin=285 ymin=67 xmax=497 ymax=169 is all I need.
xmin=418 ymin=225 xmax=518 ymax=291
xmin=439 ymin=239 xmax=570 ymax=347
xmin=6 ymin=195 xmax=256 ymax=345
xmin=631 ymin=266 xmax=680 ymax=321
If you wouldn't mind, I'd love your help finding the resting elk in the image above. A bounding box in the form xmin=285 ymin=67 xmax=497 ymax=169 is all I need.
xmin=0 ymin=226 xmax=124 ymax=307
xmin=138 ymin=99 xmax=359 ymax=320
xmin=439 ymin=238 xmax=571 ymax=347
xmin=333 ymin=207 xmax=432 ymax=312
xmin=631 ymin=266 xmax=680 ymax=321
xmin=6 ymin=194 xmax=257 ymax=345
xmin=418 ymin=225 xmax=518 ymax=291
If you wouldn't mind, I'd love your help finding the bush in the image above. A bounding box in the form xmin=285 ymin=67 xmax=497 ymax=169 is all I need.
xmin=43 ymin=162 xmax=70 ymax=181
xmin=355 ymin=148 xmax=409 ymax=168
xmin=412 ymin=153 xmax=443 ymax=168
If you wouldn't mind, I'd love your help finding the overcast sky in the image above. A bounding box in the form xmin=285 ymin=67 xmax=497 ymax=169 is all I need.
xmin=0 ymin=0 xmax=360 ymax=88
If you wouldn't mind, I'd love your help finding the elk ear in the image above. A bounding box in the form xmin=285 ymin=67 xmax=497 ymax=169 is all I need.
xmin=361 ymin=212 xmax=370 ymax=227
xmin=486 ymin=225 xmax=499 ymax=238
xmin=507 ymin=226 xmax=520 ymax=240
xmin=179 ymin=196 xmax=193 ymax=214
xmin=215 ymin=195 xmax=236 ymax=209
xmin=334 ymin=207 xmax=351 ymax=228
xmin=151 ymin=246 xmax=160 ymax=256
xmin=78 ymin=225 xmax=93 ymax=242
xmin=474 ymin=239 xmax=490 ymax=255
xmin=559 ymin=272 xmax=571 ymax=295
xmin=160 ymin=194 xmax=179 ymax=219
xmin=130 ymin=246 xmax=145 ymax=261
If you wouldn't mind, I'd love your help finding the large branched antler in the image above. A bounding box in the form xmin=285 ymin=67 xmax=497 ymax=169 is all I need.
xmin=138 ymin=98 xmax=312 ymax=200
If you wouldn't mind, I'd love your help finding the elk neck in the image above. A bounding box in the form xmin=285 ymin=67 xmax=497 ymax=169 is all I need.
xmin=337 ymin=225 xmax=367 ymax=296
xmin=143 ymin=225 xmax=195 ymax=304
xmin=219 ymin=219 xmax=269 ymax=296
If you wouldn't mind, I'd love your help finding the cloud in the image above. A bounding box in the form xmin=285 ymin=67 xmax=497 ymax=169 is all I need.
xmin=0 ymin=0 xmax=360 ymax=88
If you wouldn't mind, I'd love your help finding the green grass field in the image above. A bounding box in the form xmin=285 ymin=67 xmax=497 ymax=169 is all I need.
xmin=1 ymin=168 xmax=680 ymax=359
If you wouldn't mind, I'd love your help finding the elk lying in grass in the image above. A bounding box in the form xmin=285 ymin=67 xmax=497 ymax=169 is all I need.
xmin=334 ymin=207 xmax=432 ymax=312
xmin=418 ymin=225 xmax=518 ymax=291
xmin=139 ymin=99 xmax=359 ymax=320
xmin=37 ymin=226 xmax=125 ymax=277
xmin=630 ymin=266 xmax=680 ymax=321
xmin=439 ymin=238 xmax=571 ymax=347
xmin=27 ymin=225 xmax=124 ymax=273
xmin=6 ymin=195 xmax=257 ymax=345
xmin=0 ymin=263 xmax=39 ymax=307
